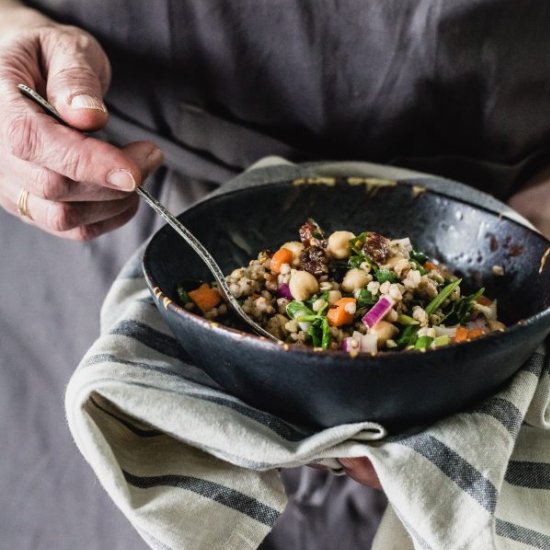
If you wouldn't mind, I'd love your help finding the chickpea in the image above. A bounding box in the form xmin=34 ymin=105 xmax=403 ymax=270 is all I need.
xmin=369 ymin=320 xmax=399 ymax=345
xmin=281 ymin=241 xmax=305 ymax=265
xmin=327 ymin=230 xmax=356 ymax=259
xmin=289 ymin=269 xmax=319 ymax=301
xmin=385 ymin=308 xmax=398 ymax=322
xmin=341 ymin=268 xmax=370 ymax=292
xmin=327 ymin=290 xmax=342 ymax=305
xmin=488 ymin=319 xmax=506 ymax=331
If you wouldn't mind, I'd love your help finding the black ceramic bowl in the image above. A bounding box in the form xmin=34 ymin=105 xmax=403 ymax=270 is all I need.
xmin=143 ymin=176 xmax=550 ymax=431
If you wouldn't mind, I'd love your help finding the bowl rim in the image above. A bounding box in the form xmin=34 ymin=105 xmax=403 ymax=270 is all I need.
xmin=142 ymin=177 xmax=550 ymax=361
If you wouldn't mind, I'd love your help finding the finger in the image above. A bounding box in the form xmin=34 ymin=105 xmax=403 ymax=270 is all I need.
xmin=1 ymin=140 xmax=163 ymax=202
xmin=1 ymin=153 xmax=129 ymax=201
xmin=40 ymin=26 xmax=111 ymax=131
xmin=508 ymin=180 xmax=550 ymax=239
xmin=119 ymin=141 xmax=165 ymax=180
xmin=339 ymin=457 xmax=382 ymax=490
xmin=54 ymin=199 xmax=139 ymax=241
xmin=2 ymin=183 xmax=138 ymax=232
xmin=1 ymin=109 xmax=161 ymax=191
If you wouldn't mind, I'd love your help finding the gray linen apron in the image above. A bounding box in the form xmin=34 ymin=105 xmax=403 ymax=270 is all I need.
xmin=4 ymin=1 xmax=550 ymax=548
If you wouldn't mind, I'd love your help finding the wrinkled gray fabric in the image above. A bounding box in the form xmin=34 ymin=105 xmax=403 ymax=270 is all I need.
xmin=0 ymin=171 xmax=163 ymax=550
xmin=27 ymin=0 xmax=550 ymax=194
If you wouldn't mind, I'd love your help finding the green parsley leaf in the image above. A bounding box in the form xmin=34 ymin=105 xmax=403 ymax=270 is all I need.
xmin=374 ymin=269 xmax=398 ymax=283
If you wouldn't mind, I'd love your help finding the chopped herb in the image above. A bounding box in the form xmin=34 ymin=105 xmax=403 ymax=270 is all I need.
xmin=293 ymin=314 xmax=319 ymax=322
xmin=410 ymin=259 xmax=427 ymax=275
xmin=433 ymin=335 xmax=450 ymax=348
xmin=348 ymin=232 xmax=379 ymax=268
xmin=348 ymin=254 xmax=365 ymax=268
xmin=308 ymin=320 xmax=322 ymax=347
xmin=415 ymin=336 xmax=434 ymax=350
xmin=397 ymin=313 xmax=419 ymax=326
xmin=308 ymin=316 xmax=332 ymax=349
xmin=349 ymin=232 xmax=368 ymax=253
xmin=397 ymin=325 xmax=419 ymax=348
xmin=410 ymin=248 xmax=428 ymax=264
xmin=321 ymin=317 xmax=331 ymax=349
xmin=287 ymin=299 xmax=332 ymax=349
xmin=306 ymin=291 xmax=329 ymax=310
xmin=355 ymin=288 xmax=378 ymax=308
xmin=441 ymin=287 xmax=485 ymax=325
xmin=425 ymin=279 xmax=462 ymax=315
xmin=374 ymin=269 xmax=399 ymax=284
xmin=176 ymin=286 xmax=191 ymax=304
xmin=286 ymin=301 xmax=314 ymax=320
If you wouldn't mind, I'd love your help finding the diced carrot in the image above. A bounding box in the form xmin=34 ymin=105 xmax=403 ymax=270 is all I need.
xmin=327 ymin=297 xmax=356 ymax=327
xmin=424 ymin=261 xmax=442 ymax=273
xmin=476 ymin=295 xmax=493 ymax=306
xmin=270 ymin=247 xmax=294 ymax=273
xmin=467 ymin=328 xmax=486 ymax=340
xmin=454 ymin=326 xmax=469 ymax=343
xmin=188 ymin=283 xmax=222 ymax=312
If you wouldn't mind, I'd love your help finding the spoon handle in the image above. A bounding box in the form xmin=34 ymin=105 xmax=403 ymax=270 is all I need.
xmin=17 ymin=83 xmax=278 ymax=342
xmin=136 ymin=187 xmax=277 ymax=340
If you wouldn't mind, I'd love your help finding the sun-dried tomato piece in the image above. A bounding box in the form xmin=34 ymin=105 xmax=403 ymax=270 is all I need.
xmin=299 ymin=218 xmax=326 ymax=247
xmin=363 ymin=232 xmax=392 ymax=263
xmin=300 ymin=245 xmax=329 ymax=276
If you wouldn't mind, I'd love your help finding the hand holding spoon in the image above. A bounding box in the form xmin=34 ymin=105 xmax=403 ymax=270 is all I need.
xmin=18 ymin=84 xmax=279 ymax=342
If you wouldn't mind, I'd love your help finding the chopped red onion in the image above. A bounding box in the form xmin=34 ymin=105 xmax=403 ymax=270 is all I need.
xmin=362 ymin=295 xmax=394 ymax=328
xmin=277 ymin=283 xmax=293 ymax=300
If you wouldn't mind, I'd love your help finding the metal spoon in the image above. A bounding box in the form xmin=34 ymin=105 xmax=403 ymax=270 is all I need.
xmin=18 ymin=84 xmax=279 ymax=342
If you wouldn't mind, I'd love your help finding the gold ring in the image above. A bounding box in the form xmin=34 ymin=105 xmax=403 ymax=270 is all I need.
xmin=17 ymin=189 xmax=32 ymax=221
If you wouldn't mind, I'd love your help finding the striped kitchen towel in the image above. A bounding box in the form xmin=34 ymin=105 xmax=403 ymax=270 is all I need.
xmin=65 ymin=244 xmax=550 ymax=550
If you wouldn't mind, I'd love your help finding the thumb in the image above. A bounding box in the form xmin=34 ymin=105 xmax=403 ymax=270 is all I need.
xmin=41 ymin=27 xmax=111 ymax=131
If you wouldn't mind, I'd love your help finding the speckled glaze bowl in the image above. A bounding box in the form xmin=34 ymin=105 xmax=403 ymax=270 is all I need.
xmin=143 ymin=175 xmax=550 ymax=431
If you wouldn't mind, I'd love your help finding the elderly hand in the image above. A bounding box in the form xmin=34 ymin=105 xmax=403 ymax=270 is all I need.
xmin=0 ymin=3 xmax=163 ymax=239
xmin=338 ymin=457 xmax=383 ymax=490
xmin=508 ymin=169 xmax=550 ymax=240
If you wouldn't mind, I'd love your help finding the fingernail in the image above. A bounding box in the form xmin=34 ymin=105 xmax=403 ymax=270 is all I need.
xmin=106 ymin=169 xmax=136 ymax=191
xmin=338 ymin=458 xmax=353 ymax=468
xmin=70 ymin=94 xmax=107 ymax=112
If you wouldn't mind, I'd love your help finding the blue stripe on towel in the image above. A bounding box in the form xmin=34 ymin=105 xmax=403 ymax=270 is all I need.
xmin=522 ymin=353 xmax=546 ymax=377
xmin=123 ymin=470 xmax=281 ymax=527
xmin=109 ymin=320 xmax=191 ymax=361
xmin=398 ymin=434 xmax=497 ymax=513
xmin=469 ymin=397 xmax=523 ymax=437
xmin=505 ymin=461 xmax=550 ymax=490
xmin=496 ymin=519 xmax=550 ymax=549
xmin=84 ymin=353 xmax=310 ymax=442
